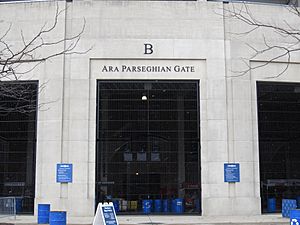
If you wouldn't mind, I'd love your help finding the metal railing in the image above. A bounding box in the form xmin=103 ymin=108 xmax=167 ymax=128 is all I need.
xmin=0 ymin=197 xmax=16 ymax=219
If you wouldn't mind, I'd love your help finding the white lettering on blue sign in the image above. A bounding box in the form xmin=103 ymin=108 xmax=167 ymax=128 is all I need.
xmin=224 ymin=163 xmax=240 ymax=183
xmin=56 ymin=164 xmax=73 ymax=183
xmin=93 ymin=203 xmax=119 ymax=225
xmin=291 ymin=218 xmax=299 ymax=225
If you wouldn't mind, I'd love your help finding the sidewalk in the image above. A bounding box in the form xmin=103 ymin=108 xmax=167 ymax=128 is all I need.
xmin=0 ymin=214 xmax=290 ymax=225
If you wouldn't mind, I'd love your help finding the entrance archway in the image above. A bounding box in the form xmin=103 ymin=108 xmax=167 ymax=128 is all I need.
xmin=96 ymin=80 xmax=201 ymax=214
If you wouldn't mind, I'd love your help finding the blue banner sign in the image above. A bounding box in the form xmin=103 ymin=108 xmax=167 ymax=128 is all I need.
xmin=224 ymin=163 xmax=240 ymax=182
xmin=56 ymin=163 xmax=73 ymax=183
xmin=101 ymin=205 xmax=118 ymax=225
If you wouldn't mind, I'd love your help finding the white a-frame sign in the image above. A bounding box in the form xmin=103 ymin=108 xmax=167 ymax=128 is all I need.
xmin=93 ymin=203 xmax=119 ymax=225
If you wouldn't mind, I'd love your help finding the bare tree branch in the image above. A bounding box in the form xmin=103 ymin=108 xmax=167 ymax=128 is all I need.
xmin=224 ymin=2 xmax=300 ymax=78
xmin=0 ymin=3 xmax=90 ymax=114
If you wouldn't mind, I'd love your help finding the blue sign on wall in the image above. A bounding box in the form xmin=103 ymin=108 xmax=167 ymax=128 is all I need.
xmin=224 ymin=163 xmax=240 ymax=182
xmin=101 ymin=205 xmax=118 ymax=225
xmin=56 ymin=163 xmax=73 ymax=183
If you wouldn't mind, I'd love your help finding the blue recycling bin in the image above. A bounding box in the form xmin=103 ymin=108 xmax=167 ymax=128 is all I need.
xmin=15 ymin=198 xmax=22 ymax=214
xmin=172 ymin=198 xmax=184 ymax=213
xmin=162 ymin=199 xmax=169 ymax=213
xmin=290 ymin=209 xmax=300 ymax=225
xmin=38 ymin=204 xmax=50 ymax=224
xmin=195 ymin=199 xmax=200 ymax=212
xmin=142 ymin=200 xmax=152 ymax=214
xmin=282 ymin=199 xmax=297 ymax=218
xmin=154 ymin=199 xmax=162 ymax=212
xmin=171 ymin=199 xmax=176 ymax=212
xmin=267 ymin=198 xmax=276 ymax=213
xmin=49 ymin=211 xmax=66 ymax=225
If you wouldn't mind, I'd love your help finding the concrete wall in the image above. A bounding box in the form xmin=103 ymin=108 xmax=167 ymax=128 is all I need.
xmin=0 ymin=0 xmax=299 ymax=218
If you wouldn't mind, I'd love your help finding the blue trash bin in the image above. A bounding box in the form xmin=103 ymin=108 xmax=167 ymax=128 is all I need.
xmin=195 ymin=199 xmax=200 ymax=212
xmin=142 ymin=200 xmax=152 ymax=214
xmin=290 ymin=209 xmax=300 ymax=225
xmin=162 ymin=199 xmax=169 ymax=213
xmin=15 ymin=198 xmax=22 ymax=214
xmin=267 ymin=198 xmax=276 ymax=213
xmin=50 ymin=211 xmax=66 ymax=225
xmin=282 ymin=199 xmax=297 ymax=218
xmin=38 ymin=204 xmax=50 ymax=224
xmin=154 ymin=199 xmax=162 ymax=212
xmin=173 ymin=198 xmax=184 ymax=213
xmin=171 ymin=199 xmax=176 ymax=212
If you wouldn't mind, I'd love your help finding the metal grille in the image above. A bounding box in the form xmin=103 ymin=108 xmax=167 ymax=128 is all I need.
xmin=96 ymin=80 xmax=200 ymax=214
xmin=257 ymin=81 xmax=300 ymax=213
xmin=0 ymin=197 xmax=16 ymax=219
xmin=0 ymin=81 xmax=38 ymax=214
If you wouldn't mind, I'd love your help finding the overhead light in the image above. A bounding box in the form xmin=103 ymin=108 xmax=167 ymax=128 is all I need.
xmin=142 ymin=95 xmax=147 ymax=101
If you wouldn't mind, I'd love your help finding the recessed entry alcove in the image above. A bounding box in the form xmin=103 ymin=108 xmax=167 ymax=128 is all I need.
xmin=257 ymin=81 xmax=300 ymax=213
xmin=95 ymin=80 xmax=201 ymax=214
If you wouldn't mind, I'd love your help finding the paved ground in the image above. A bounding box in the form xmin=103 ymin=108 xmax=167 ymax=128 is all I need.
xmin=0 ymin=214 xmax=291 ymax=225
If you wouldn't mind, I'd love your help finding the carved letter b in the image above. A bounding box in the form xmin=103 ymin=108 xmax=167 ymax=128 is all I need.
xmin=144 ymin=43 xmax=153 ymax=55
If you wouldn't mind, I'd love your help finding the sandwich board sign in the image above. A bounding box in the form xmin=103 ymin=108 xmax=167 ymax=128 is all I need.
xmin=93 ymin=202 xmax=118 ymax=225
